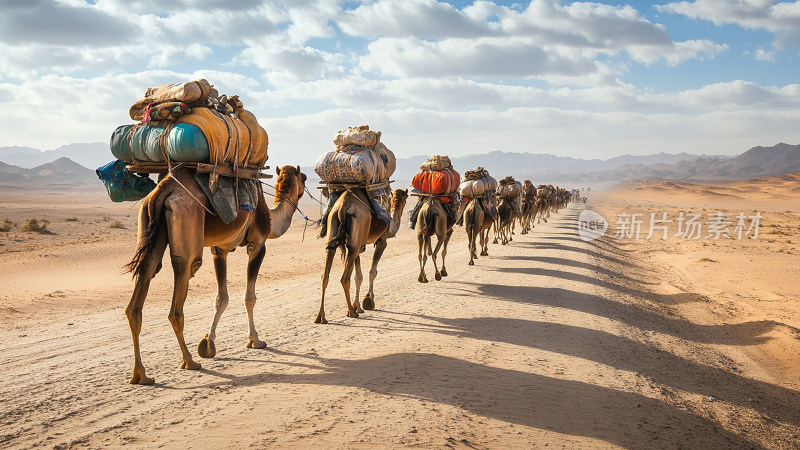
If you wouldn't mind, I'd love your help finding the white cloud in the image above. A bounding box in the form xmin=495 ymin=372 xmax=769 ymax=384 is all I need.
xmin=628 ymin=40 xmax=728 ymax=66
xmin=657 ymin=0 xmax=800 ymax=32
xmin=753 ymin=48 xmax=777 ymax=61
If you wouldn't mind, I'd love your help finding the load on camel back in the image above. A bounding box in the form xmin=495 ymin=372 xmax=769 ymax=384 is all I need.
xmin=97 ymin=78 xmax=272 ymax=223
xmin=314 ymin=125 xmax=397 ymax=231
xmin=456 ymin=167 xmax=498 ymax=225
xmin=408 ymin=155 xmax=461 ymax=228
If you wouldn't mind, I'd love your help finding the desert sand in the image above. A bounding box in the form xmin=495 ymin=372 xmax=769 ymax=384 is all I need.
xmin=1 ymin=174 xmax=799 ymax=449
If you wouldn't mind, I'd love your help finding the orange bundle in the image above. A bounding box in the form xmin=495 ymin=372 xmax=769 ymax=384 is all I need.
xmin=411 ymin=168 xmax=460 ymax=195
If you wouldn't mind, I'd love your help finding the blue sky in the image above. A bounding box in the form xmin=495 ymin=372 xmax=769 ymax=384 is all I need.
xmin=0 ymin=0 xmax=799 ymax=167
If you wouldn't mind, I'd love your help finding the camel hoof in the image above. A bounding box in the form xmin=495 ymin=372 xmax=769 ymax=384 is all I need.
xmin=247 ymin=338 xmax=267 ymax=349
xmin=469 ymin=260 xmax=474 ymax=266
xmin=181 ymin=359 xmax=201 ymax=370
xmin=441 ymin=268 xmax=448 ymax=277
xmin=314 ymin=315 xmax=328 ymax=324
xmin=362 ymin=296 xmax=375 ymax=310
xmin=347 ymin=310 xmax=360 ymax=318
xmin=418 ymin=274 xmax=426 ymax=283
xmin=435 ymin=273 xmax=442 ymax=281
xmin=197 ymin=335 xmax=217 ymax=359
xmin=481 ymin=251 xmax=488 ymax=256
xmin=129 ymin=371 xmax=155 ymax=385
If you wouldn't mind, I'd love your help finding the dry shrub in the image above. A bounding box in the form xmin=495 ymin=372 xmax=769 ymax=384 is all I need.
xmin=108 ymin=221 xmax=125 ymax=229
xmin=0 ymin=218 xmax=16 ymax=232
xmin=64 ymin=217 xmax=79 ymax=222
xmin=22 ymin=218 xmax=54 ymax=234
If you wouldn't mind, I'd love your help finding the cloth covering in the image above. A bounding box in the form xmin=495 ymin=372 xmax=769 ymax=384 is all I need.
xmin=176 ymin=107 xmax=268 ymax=168
xmin=192 ymin=173 xmax=260 ymax=224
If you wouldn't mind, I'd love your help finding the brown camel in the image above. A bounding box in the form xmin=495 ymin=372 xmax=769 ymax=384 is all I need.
xmin=124 ymin=165 xmax=306 ymax=385
xmin=416 ymin=197 xmax=455 ymax=282
xmin=520 ymin=182 xmax=538 ymax=234
xmin=536 ymin=184 xmax=553 ymax=224
xmin=463 ymin=198 xmax=494 ymax=265
xmin=494 ymin=196 xmax=514 ymax=245
xmin=316 ymin=188 xmax=408 ymax=324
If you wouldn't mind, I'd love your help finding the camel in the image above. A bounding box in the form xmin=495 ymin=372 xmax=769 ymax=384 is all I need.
xmin=316 ymin=188 xmax=408 ymax=324
xmin=463 ymin=198 xmax=494 ymax=265
xmin=520 ymin=181 xmax=538 ymax=234
xmin=536 ymin=184 xmax=553 ymax=224
xmin=124 ymin=165 xmax=306 ymax=385
xmin=416 ymin=197 xmax=456 ymax=282
xmin=494 ymin=196 xmax=514 ymax=245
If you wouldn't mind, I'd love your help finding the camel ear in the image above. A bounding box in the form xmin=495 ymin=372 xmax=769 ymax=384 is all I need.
xmin=403 ymin=189 xmax=408 ymax=194
xmin=276 ymin=166 xmax=281 ymax=175
xmin=296 ymin=165 xmax=301 ymax=174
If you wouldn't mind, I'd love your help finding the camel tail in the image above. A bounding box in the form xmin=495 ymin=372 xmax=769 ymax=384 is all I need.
xmin=125 ymin=182 xmax=168 ymax=279
xmin=326 ymin=206 xmax=354 ymax=261
xmin=465 ymin=201 xmax=478 ymax=237
xmin=418 ymin=200 xmax=435 ymax=237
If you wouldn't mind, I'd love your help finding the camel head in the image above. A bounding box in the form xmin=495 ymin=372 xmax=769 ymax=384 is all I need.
xmin=275 ymin=165 xmax=307 ymax=201
xmin=391 ymin=188 xmax=409 ymax=212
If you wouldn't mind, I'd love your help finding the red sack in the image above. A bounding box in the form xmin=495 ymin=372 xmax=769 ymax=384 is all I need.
xmin=412 ymin=168 xmax=460 ymax=194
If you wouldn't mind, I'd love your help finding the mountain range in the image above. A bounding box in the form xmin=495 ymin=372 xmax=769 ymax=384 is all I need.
xmin=1 ymin=142 xmax=799 ymax=187
xmin=0 ymin=157 xmax=98 ymax=187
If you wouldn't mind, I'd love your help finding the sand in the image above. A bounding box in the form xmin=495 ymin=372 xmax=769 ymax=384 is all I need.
xmin=0 ymin=175 xmax=799 ymax=449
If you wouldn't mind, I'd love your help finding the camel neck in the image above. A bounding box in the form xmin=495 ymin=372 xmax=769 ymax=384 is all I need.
xmin=268 ymin=188 xmax=298 ymax=239
xmin=388 ymin=202 xmax=405 ymax=238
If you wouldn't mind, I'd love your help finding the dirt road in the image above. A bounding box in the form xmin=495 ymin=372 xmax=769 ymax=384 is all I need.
xmin=1 ymin=197 xmax=799 ymax=448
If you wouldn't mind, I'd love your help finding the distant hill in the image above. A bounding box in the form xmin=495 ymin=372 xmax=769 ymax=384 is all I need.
xmin=569 ymin=142 xmax=800 ymax=183
xmin=393 ymin=150 xmax=718 ymax=182
xmin=0 ymin=142 xmax=110 ymax=170
xmin=0 ymin=157 xmax=98 ymax=186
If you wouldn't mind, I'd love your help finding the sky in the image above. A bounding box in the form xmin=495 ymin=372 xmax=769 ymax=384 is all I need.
xmin=1 ymin=0 xmax=799 ymax=167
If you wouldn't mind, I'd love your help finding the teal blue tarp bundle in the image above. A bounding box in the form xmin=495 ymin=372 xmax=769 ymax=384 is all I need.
xmin=110 ymin=123 xmax=210 ymax=163
xmin=96 ymin=160 xmax=157 ymax=202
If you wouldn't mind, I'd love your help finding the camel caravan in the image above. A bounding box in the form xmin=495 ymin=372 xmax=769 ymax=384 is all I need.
xmin=98 ymin=79 xmax=576 ymax=384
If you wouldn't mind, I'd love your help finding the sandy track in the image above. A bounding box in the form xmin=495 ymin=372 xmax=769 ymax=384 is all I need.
xmin=2 ymin=198 xmax=799 ymax=448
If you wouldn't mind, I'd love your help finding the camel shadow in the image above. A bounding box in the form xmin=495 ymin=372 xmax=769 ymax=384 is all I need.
xmin=183 ymin=352 xmax=757 ymax=448
xmin=482 ymin=265 xmax=699 ymax=306
xmin=457 ymin=282 xmax=781 ymax=348
xmin=383 ymin=313 xmax=800 ymax=426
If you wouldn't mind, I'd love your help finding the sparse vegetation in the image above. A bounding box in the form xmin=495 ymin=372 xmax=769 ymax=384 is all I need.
xmin=0 ymin=218 xmax=16 ymax=232
xmin=102 ymin=215 xmax=111 ymax=221
xmin=108 ymin=221 xmax=125 ymax=229
xmin=698 ymin=257 xmax=716 ymax=263
xmin=22 ymin=218 xmax=54 ymax=234
xmin=64 ymin=217 xmax=79 ymax=222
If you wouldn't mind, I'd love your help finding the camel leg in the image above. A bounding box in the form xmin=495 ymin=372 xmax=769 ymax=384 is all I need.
xmin=440 ymin=228 xmax=453 ymax=277
xmin=492 ymin=219 xmax=499 ymax=244
xmin=431 ymin=233 xmax=444 ymax=281
xmin=363 ymin=238 xmax=386 ymax=310
xmin=125 ymin=230 xmax=167 ymax=385
xmin=245 ymin=243 xmax=267 ymax=349
xmin=480 ymin=228 xmax=489 ymax=256
xmin=353 ymin=255 xmax=364 ymax=314
xmin=165 ymin=209 xmax=203 ymax=371
xmin=198 ymin=248 xmax=229 ymax=359
xmin=341 ymin=246 xmax=360 ymax=318
xmin=417 ymin=234 xmax=428 ymax=283
xmin=316 ymin=248 xmax=335 ymax=324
